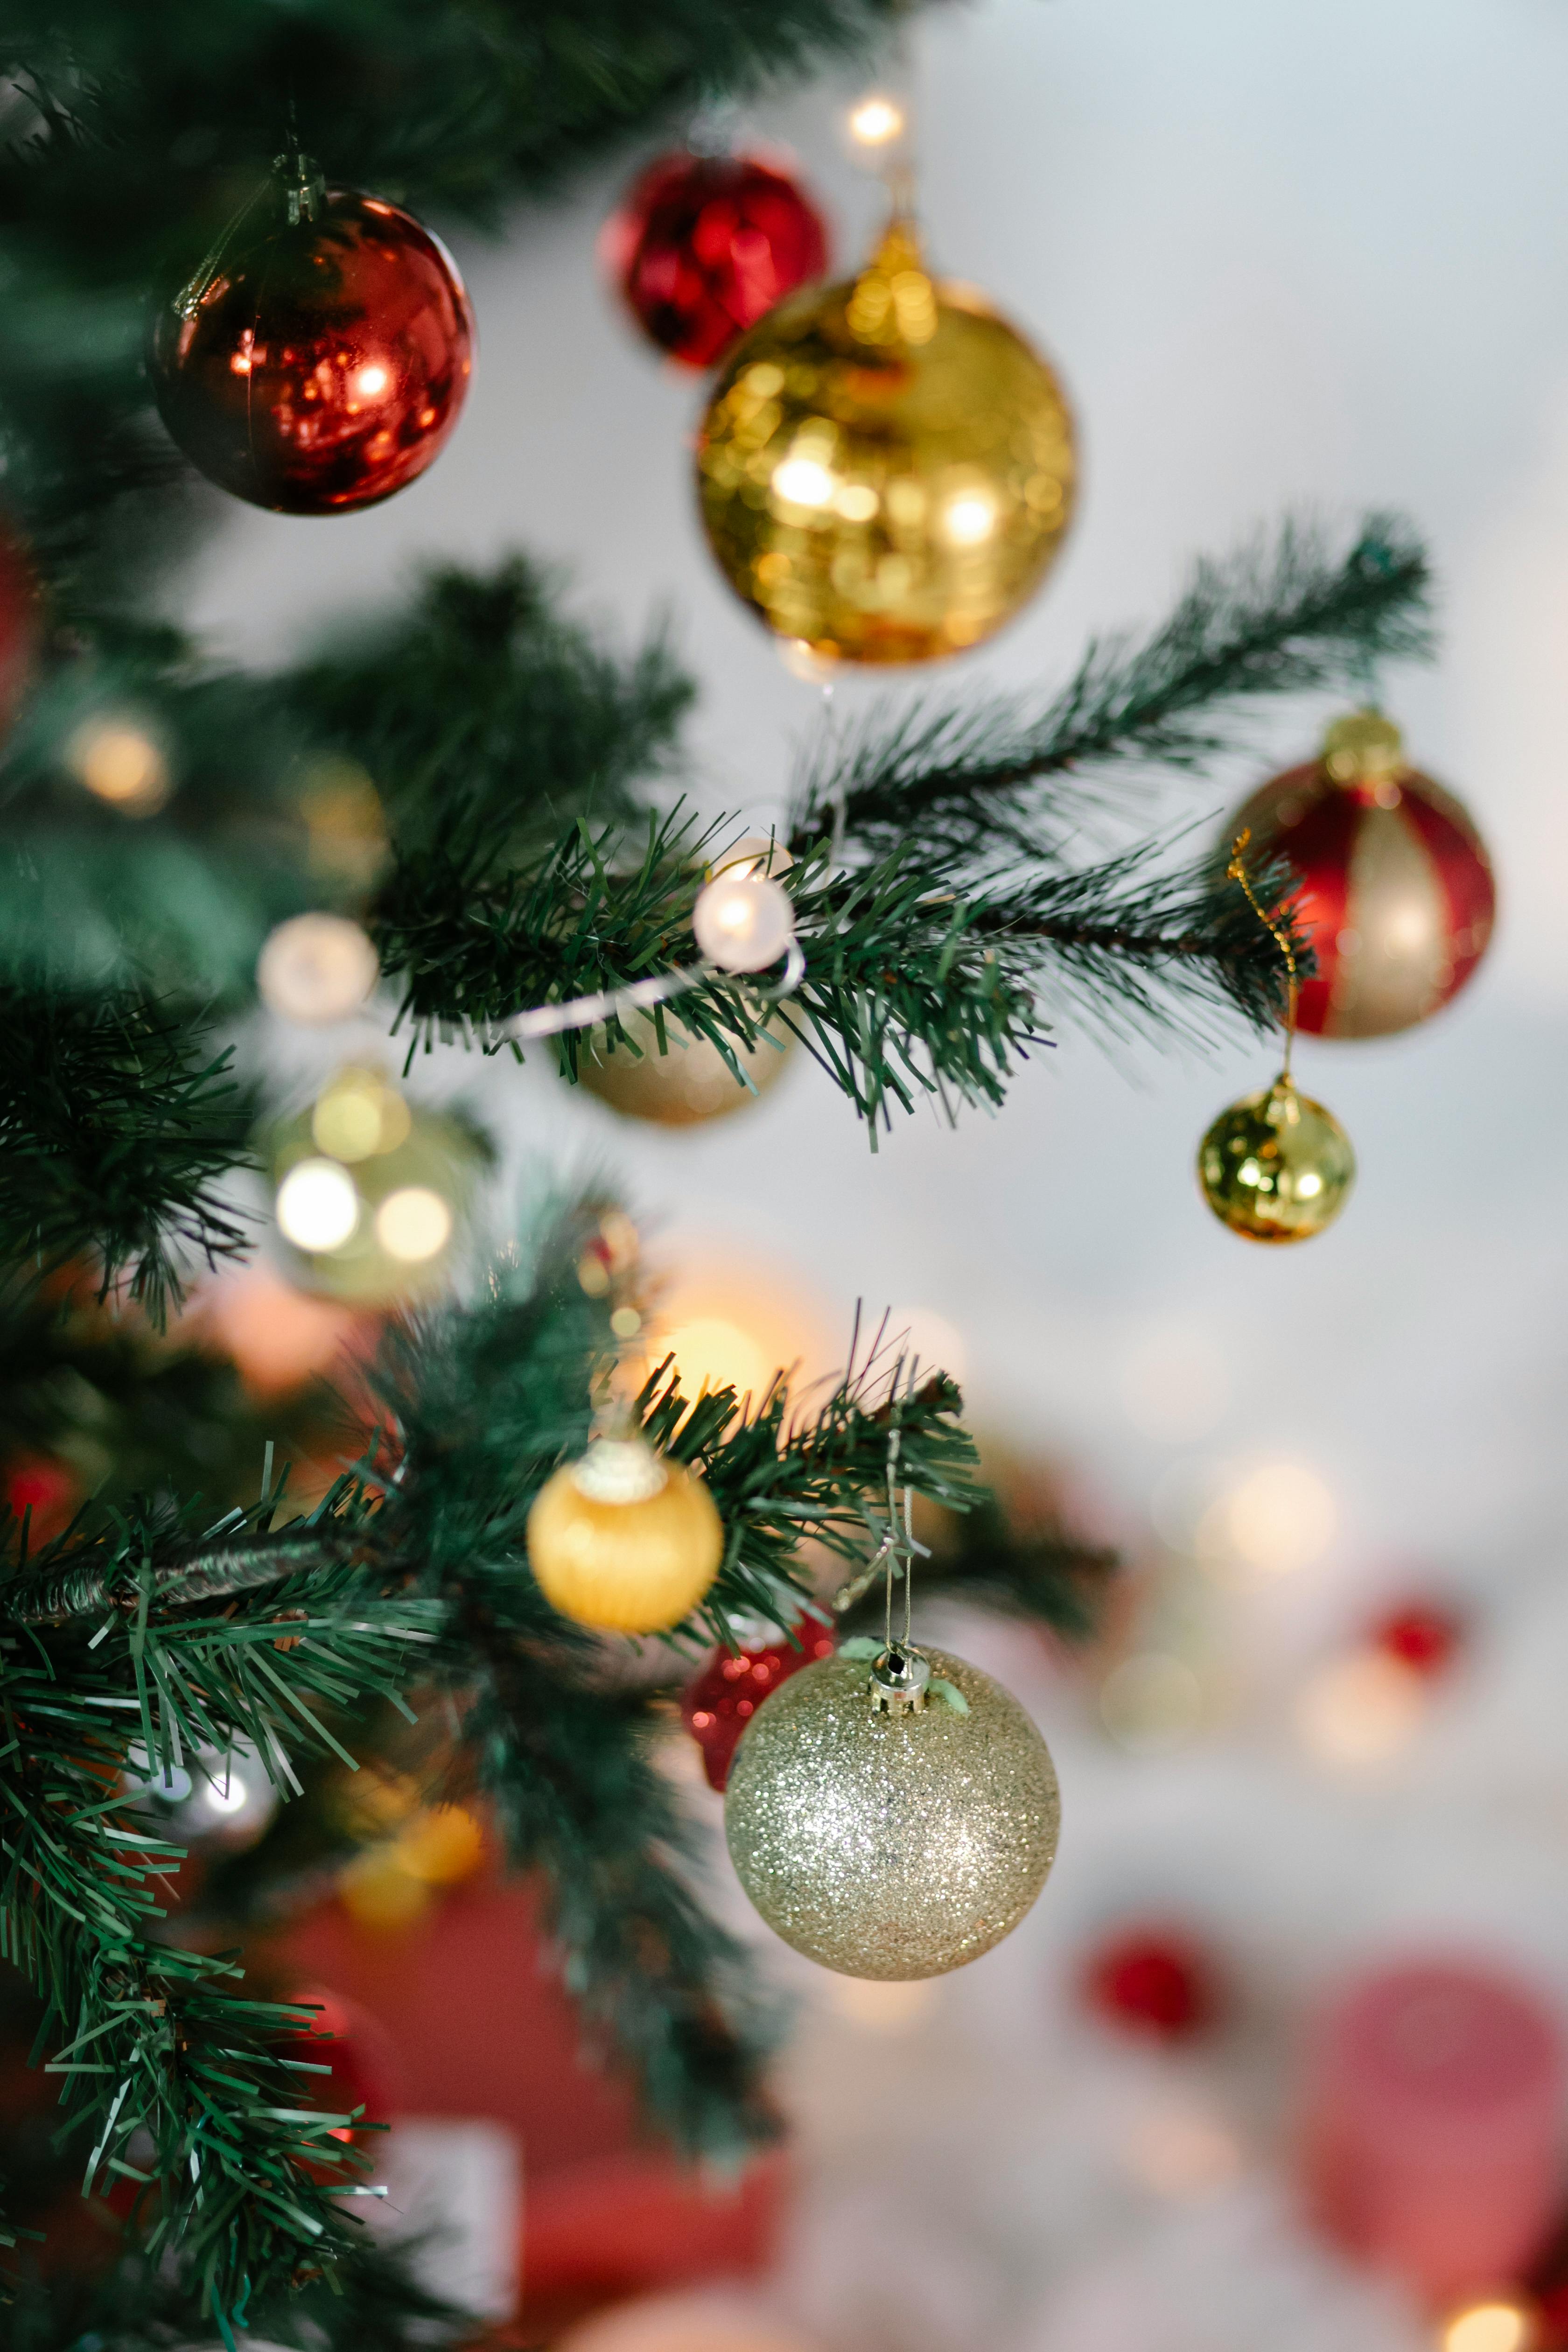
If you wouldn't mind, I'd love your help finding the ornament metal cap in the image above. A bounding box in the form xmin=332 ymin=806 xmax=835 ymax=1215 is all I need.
xmin=869 ymin=1643 xmax=931 ymax=1715
xmin=274 ymin=149 xmax=327 ymax=225
xmin=1322 ymin=707 xmax=1406 ymax=787
xmin=569 ymin=1435 xmax=670 ymax=1506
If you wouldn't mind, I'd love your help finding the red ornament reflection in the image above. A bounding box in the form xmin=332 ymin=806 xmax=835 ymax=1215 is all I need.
xmin=149 ymin=189 xmax=474 ymax=514
xmin=681 ymin=1624 xmax=836 ymax=1792
xmin=603 ymin=151 xmax=828 ymax=369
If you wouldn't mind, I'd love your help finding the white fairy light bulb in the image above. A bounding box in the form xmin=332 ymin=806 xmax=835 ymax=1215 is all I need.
xmin=692 ymin=873 xmax=796 ymax=973
xmin=257 ymin=912 xmax=379 ymax=1024
xmin=276 ymin=1157 xmax=360 ymax=1253
xmin=374 ymin=1185 xmax=453 ymax=1264
xmin=848 ymin=93 xmax=906 ymax=149
xmin=712 ymin=834 xmax=794 ymax=882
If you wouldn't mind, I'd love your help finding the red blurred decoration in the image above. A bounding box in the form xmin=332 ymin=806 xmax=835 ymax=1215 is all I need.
xmin=681 ymin=1624 xmax=836 ymax=1793
xmin=272 ymin=1984 xmax=402 ymax=2142
xmin=1304 ymin=1959 xmax=1563 ymax=2306
xmin=1230 ymin=754 xmax=1494 ymax=1039
xmin=602 ymin=151 xmax=828 ymax=369
xmin=1083 ymin=1926 xmax=1216 ymax=2041
xmin=1372 ymin=1601 xmax=1465 ymax=1679
xmin=148 ymin=180 xmax=474 ymax=513
xmin=4 ymin=1456 xmax=77 ymax=1544
xmin=0 ymin=522 xmax=37 ymax=730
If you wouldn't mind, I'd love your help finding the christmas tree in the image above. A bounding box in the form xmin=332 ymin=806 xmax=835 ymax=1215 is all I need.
xmin=0 ymin=5 xmax=1438 ymax=2347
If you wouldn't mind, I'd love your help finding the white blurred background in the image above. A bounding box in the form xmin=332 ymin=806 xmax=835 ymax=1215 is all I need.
xmin=183 ymin=3 xmax=1568 ymax=2345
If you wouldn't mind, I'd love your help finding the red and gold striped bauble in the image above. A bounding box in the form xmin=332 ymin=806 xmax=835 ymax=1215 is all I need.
xmin=1230 ymin=711 xmax=1495 ymax=1039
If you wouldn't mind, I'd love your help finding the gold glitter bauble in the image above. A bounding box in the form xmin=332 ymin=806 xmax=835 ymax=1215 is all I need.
xmin=696 ymin=218 xmax=1076 ymax=664
xmin=528 ymin=1437 xmax=725 ymax=1634
xmin=724 ymin=1645 xmax=1060 ymax=1979
xmin=1197 ymin=1071 xmax=1355 ymax=1244
xmin=575 ymin=1010 xmax=795 ymax=1127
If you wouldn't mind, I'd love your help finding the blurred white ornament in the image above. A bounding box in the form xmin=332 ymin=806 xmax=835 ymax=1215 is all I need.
xmin=276 ymin=1157 xmax=360 ymax=1252
xmin=1295 ymin=1650 xmax=1427 ymax=1768
xmin=693 ymin=872 xmax=796 ymax=973
xmin=125 ymin=1738 xmax=276 ymax=1853
xmin=257 ymin=912 xmax=379 ymax=1024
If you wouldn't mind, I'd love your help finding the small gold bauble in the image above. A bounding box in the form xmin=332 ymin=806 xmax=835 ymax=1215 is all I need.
xmin=1197 ymin=1072 xmax=1355 ymax=1244
xmin=574 ymin=1011 xmax=795 ymax=1127
xmin=527 ymin=1438 xmax=726 ymax=1634
xmin=696 ymin=218 xmax=1076 ymax=665
xmin=724 ymin=1644 xmax=1060 ymax=1979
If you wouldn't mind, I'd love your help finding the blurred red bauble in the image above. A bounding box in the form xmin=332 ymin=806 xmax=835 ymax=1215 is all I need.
xmin=1084 ymin=1927 xmax=1216 ymax=2041
xmin=148 ymin=160 xmax=474 ymax=514
xmin=4 ymin=1456 xmax=77 ymax=1544
xmin=1372 ymin=1601 xmax=1465 ymax=1678
xmin=0 ymin=521 xmax=37 ymax=728
xmin=273 ymin=1985 xmax=401 ymax=2145
xmin=602 ymin=151 xmax=828 ymax=369
xmin=680 ymin=1623 xmax=836 ymax=1792
xmin=1228 ymin=708 xmax=1494 ymax=1039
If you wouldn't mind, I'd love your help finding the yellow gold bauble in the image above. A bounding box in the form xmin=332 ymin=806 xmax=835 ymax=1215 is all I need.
xmin=527 ymin=1436 xmax=726 ymax=1634
xmin=724 ymin=1644 xmax=1060 ymax=1979
xmin=574 ymin=1010 xmax=795 ymax=1127
xmin=1197 ymin=1071 xmax=1355 ymax=1244
xmin=695 ymin=218 xmax=1076 ymax=665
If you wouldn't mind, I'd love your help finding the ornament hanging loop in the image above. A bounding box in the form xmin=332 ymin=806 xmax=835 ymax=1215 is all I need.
xmin=1227 ymin=826 xmax=1299 ymax=1079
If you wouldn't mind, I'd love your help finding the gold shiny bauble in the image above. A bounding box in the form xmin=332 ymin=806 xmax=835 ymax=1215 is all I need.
xmin=696 ymin=218 xmax=1076 ymax=664
xmin=575 ymin=1010 xmax=795 ymax=1127
xmin=271 ymin=1068 xmax=479 ymax=1304
xmin=724 ymin=1645 xmax=1060 ymax=1979
xmin=1197 ymin=1072 xmax=1355 ymax=1244
xmin=527 ymin=1437 xmax=726 ymax=1634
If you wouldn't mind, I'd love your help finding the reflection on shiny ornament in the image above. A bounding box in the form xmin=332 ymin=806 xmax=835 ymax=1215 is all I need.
xmin=277 ymin=1157 xmax=360 ymax=1252
xmin=1099 ymin=1652 xmax=1205 ymax=1754
xmin=67 ymin=717 xmax=170 ymax=816
xmin=575 ymin=1009 xmax=795 ymax=1126
xmin=1120 ymin=1325 xmax=1229 ymax=1443
xmin=125 ymin=1737 xmax=277 ymax=1853
xmin=148 ymin=163 xmax=473 ymax=513
xmin=1296 ymin=1651 xmax=1426 ymax=1767
xmin=692 ymin=871 xmax=797 ymax=973
xmin=1226 ymin=710 xmax=1495 ymax=1039
xmin=312 ymin=1067 xmax=412 ymax=1162
xmin=697 ymin=215 xmax=1075 ymax=664
xmin=1123 ymin=2102 xmax=1244 ymax=2200
xmin=826 ymin=1975 xmax=937 ymax=2033
xmin=1204 ymin=1461 xmax=1337 ymax=1577
xmin=1198 ymin=1073 xmax=1355 ymax=1243
xmin=1442 ymin=2306 xmax=1534 ymax=2352
xmin=257 ymin=912 xmax=380 ymax=1024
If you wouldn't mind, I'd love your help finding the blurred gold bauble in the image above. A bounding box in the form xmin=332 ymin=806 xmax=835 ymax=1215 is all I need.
xmin=696 ymin=217 xmax=1075 ymax=664
xmin=575 ymin=1010 xmax=795 ymax=1127
xmin=724 ymin=1645 xmax=1059 ymax=1978
xmin=271 ymin=1067 xmax=481 ymax=1304
xmin=1197 ymin=1072 xmax=1355 ymax=1244
xmin=527 ymin=1436 xmax=726 ymax=1634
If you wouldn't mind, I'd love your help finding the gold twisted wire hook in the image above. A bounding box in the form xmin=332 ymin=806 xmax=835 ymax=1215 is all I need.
xmin=1227 ymin=828 xmax=1299 ymax=1078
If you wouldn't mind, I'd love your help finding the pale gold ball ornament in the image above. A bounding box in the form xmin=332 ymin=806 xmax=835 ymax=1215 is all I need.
xmin=696 ymin=216 xmax=1075 ymax=664
xmin=724 ymin=1642 xmax=1060 ymax=1979
xmin=575 ymin=1009 xmax=796 ymax=1127
xmin=527 ymin=1435 xmax=726 ymax=1634
xmin=270 ymin=1066 xmax=480 ymax=1303
xmin=1197 ymin=1071 xmax=1355 ymax=1244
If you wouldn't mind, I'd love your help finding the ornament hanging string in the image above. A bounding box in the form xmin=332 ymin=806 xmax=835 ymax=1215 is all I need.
xmin=1227 ymin=827 xmax=1298 ymax=1078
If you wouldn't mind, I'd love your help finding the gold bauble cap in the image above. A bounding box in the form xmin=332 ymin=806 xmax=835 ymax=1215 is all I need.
xmin=1322 ymin=708 xmax=1407 ymax=786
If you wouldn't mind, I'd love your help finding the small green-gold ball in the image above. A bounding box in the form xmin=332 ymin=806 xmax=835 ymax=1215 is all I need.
xmin=1197 ymin=1072 xmax=1355 ymax=1243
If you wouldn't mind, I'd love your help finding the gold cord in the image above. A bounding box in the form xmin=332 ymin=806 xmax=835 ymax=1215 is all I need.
xmin=1227 ymin=828 xmax=1298 ymax=1078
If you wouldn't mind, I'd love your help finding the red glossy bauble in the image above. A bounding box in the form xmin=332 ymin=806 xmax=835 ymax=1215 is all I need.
xmin=272 ymin=1986 xmax=401 ymax=2144
xmin=0 ymin=522 xmax=37 ymax=728
xmin=1229 ymin=711 xmax=1495 ymax=1039
xmin=1372 ymin=1601 xmax=1465 ymax=1678
xmin=602 ymin=150 xmax=828 ymax=369
xmin=680 ymin=1623 xmax=836 ymax=1792
xmin=1084 ymin=1927 xmax=1216 ymax=2041
xmin=148 ymin=173 xmax=474 ymax=514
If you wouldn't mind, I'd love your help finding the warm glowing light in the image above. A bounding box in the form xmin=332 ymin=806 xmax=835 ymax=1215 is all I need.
xmin=354 ymin=363 xmax=390 ymax=397
xmin=198 ymin=1772 xmax=253 ymax=1817
xmin=1442 ymin=2303 xmax=1532 ymax=2352
xmin=68 ymin=718 xmax=170 ymax=816
xmin=1100 ymin=1652 xmax=1204 ymax=1753
xmin=277 ymin=1158 xmax=360 ymax=1253
xmin=692 ymin=873 xmax=796 ymax=973
xmin=610 ymin=1304 xmax=643 ymax=1338
xmin=1296 ymin=1170 xmax=1323 ymax=1199
xmin=835 ymin=482 xmax=879 ymax=523
xmin=771 ymin=456 xmax=836 ymax=508
xmin=312 ymin=1070 xmax=411 ymax=1162
xmin=885 ymin=1306 xmax=968 ymax=1389
xmin=374 ymin=1185 xmax=453 ymax=1264
xmin=1296 ymin=1650 xmax=1426 ymax=1767
xmin=943 ymin=491 xmax=997 ymax=546
xmin=663 ymin=1316 xmax=773 ymax=1407
xmin=712 ymin=834 xmax=795 ymax=882
xmin=191 ymin=1267 xmax=365 ymax=1399
xmin=1217 ymin=1462 xmax=1337 ymax=1575
xmin=256 ymin=913 xmax=379 ymax=1025
xmin=848 ymin=95 xmax=906 ymax=148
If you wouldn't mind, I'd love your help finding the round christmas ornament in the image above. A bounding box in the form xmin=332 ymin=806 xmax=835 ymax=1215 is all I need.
xmin=272 ymin=1986 xmax=401 ymax=2142
xmin=124 ymin=1737 xmax=277 ymax=1855
xmin=0 ymin=520 xmax=37 ymax=731
xmin=603 ymin=149 xmax=828 ymax=369
xmin=696 ymin=212 xmax=1075 ymax=663
xmin=681 ymin=1618 xmax=836 ymax=1792
xmin=1372 ymin=1600 xmax=1465 ymax=1678
xmin=271 ymin=1065 xmax=480 ymax=1303
xmin=576 ymin=1008 xmax=795 ymax=1127
xmin=148 ymin=150 xmax=474 ymax=514
xmin=1227 ymin=709 xmax=1495 ymax=1038
xmin=725 ymin=1641 xmax=1059 ymax=1979
xmin=1084 ymin=1925 xmax=1217 ymax=2042
xmin=528 ymin=1434 xmax=725 ymax=1634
